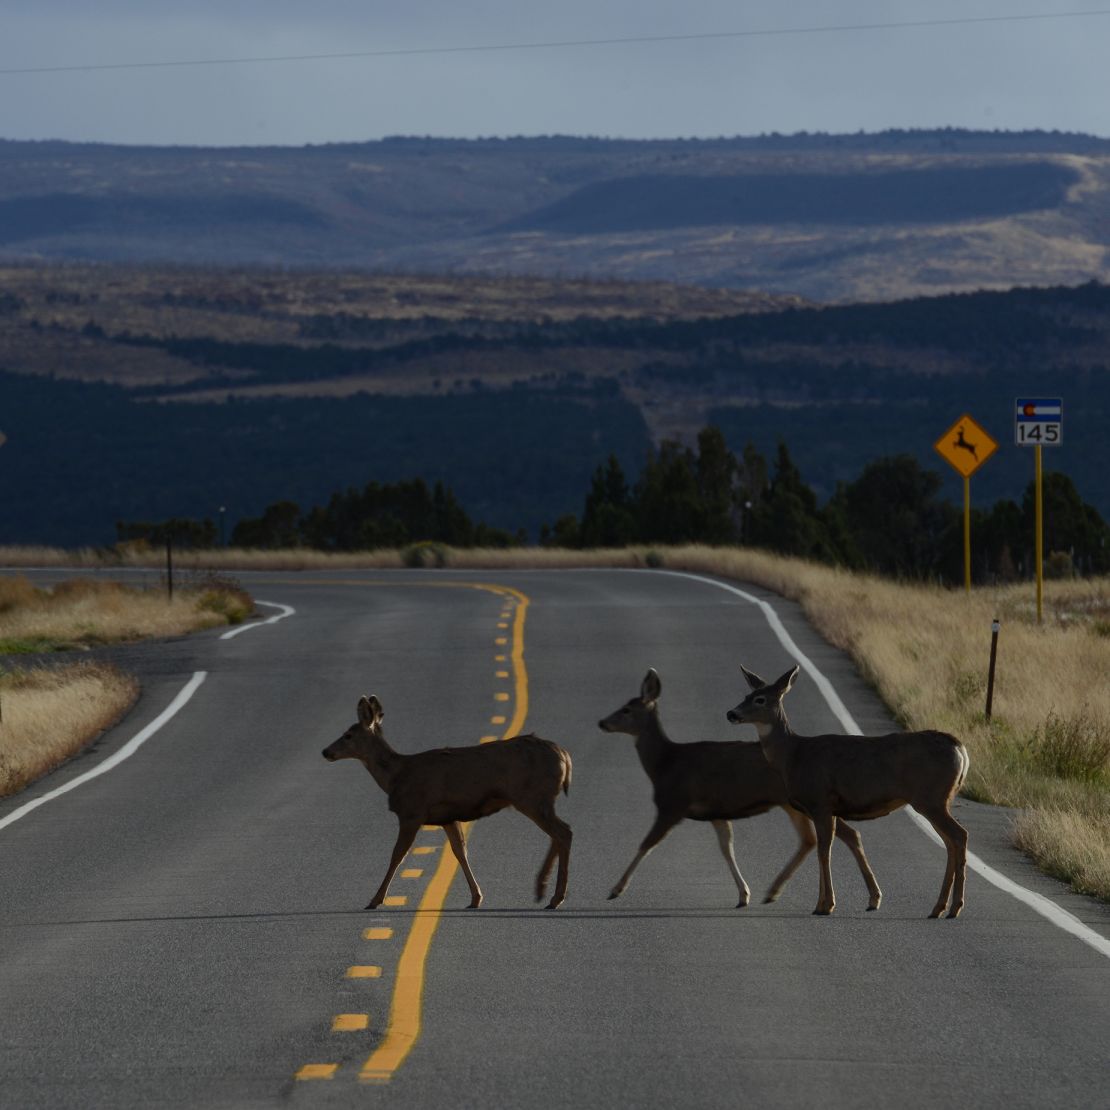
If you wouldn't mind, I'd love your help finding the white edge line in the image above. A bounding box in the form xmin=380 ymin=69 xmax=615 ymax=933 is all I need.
xmin=661 ymin=569 xmax=1110 ymax=960
xmin=0 ymin=670 xmax=208 ymax=834
xmin=220 ymin=599 xmax=295 ymax=640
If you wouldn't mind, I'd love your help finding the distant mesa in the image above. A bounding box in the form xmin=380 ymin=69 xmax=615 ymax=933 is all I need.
xmin=499 ymin=163 xmax=1078 ymax=235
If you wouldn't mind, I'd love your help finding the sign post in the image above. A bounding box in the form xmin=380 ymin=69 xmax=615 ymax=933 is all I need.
xmin=1015 ymin=397 xmax=1063 ymax=623
xmin=934 ymin=414 xmax=999 ymax=593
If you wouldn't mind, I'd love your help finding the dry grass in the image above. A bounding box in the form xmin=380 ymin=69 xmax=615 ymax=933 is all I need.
xmin=1 ymin=543 xmax=1107 ymax=899
xmin=0 ymin=572 xmax=254 ymax=651
xmin=0 ymin=663 xmax=139 ymax=796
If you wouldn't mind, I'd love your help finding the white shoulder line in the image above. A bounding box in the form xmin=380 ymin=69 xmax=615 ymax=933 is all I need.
xmin=0 ymin=671 xmax=207 ymax=834
xmin=661 ymin=569 xmax=1110 ymax=960
xmin=220 ymin=599 xmax=295 ymax=640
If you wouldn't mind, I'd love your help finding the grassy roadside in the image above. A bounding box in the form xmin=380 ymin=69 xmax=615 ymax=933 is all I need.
xmin=0 ymin=572 xmax=253 ymax=798
xmin=0 ymin=572 xmax=253 ymax=653
xmin=1 ymin=543 xmax=1107 ymax=901
xmin=0 ymin=663 xmax=139 ymax=796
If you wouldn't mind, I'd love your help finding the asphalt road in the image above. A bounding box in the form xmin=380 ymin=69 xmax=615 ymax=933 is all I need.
xmin=1 ymin=568 xmax=1108 ymax=1109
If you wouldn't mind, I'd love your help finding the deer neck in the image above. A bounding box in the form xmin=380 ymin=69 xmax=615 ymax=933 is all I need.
xmin=753 ymin=709 xmax=797 ymax=774
xmin=360 ymin=729 xmax=404 ymax=793
xmin=633 ymin=709 xmax=676 ymax=779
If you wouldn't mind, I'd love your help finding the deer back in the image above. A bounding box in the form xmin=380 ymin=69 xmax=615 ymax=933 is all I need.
xmin=388 ymin=734 xmax=571 ymax=825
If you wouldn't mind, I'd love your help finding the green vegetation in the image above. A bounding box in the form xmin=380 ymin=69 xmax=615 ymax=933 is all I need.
xmin=544 ymin=429 xmax=1110 ymax=586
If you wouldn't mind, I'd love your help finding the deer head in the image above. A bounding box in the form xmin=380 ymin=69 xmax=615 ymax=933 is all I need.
xmin=598 ymin=669 xmax=662 ymax=734
xmin=725 ymin=665 xmax=798 ymax=727
xmin=322 ymin=695 xmax=385 ymax=761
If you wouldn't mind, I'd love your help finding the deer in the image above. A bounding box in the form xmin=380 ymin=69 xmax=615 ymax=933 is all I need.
xmin=725 ymin=664 xmax=970 ymax=918
xmin=597 ymin=669 xmax=882 ymax=909
xmin=322 ymin=694 xmax=573 ymax=910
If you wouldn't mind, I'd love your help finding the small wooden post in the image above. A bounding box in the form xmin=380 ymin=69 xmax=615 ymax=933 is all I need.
xmin=985 ymin=619 xmax=1000 ymax=721
xmin=166 ymin=535 xmax=174 ymax=601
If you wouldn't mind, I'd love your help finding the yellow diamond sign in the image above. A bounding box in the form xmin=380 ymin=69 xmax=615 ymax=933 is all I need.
xmin=934 ymin=414 xmax=998 ymax=478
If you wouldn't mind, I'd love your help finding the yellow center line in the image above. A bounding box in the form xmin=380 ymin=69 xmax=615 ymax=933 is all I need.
xmin=357 ymin=581 xmax=530 ymax=1083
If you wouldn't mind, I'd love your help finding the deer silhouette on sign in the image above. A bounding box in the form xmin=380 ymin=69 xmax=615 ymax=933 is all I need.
xmin=954 ymin=425 xmax=978 ymax=460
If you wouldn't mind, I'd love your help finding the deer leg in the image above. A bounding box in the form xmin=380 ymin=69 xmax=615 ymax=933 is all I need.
xmin=711 ymin=820 xmax=751 ymax=908
xmin=366 ymin=819 xmax=420 ymax=909
xmin=812 ymin=813 xmax=837 ymax=916
xmin=834 ymin=819 xmax=883 ymax=911
xmin=921 ymin=807 xmax=969 ymax=919
xmin=764 ymin=807 xmax=817 ymax=904
xmin=516 ymin=801 xmax=573 ymax=909
xmin=609 ymin=811 xmax=683 ymax=901
xmin=535 ymin=841 xmax=560 ymax=904
xmin=444 ymin=821 xmax=483 ymax=909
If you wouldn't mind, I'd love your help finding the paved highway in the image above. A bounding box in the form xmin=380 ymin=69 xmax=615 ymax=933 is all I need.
xmin=1 ymin=568 xmax=1108 ymax=1108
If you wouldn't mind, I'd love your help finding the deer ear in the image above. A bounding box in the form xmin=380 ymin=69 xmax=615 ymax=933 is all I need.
xmin=641 ymin=668 xmax=662 ymax=703
xmin=773 ymin=665 xmax=800 ymax=694
xmin=358 ymin=695 xmax=383 ymax=727
xmin=740 ymin=664 xmax=766 ymax=690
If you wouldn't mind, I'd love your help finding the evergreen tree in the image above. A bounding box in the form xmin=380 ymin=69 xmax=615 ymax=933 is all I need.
xmin=580 ymin=455 xmax=637 ymax=547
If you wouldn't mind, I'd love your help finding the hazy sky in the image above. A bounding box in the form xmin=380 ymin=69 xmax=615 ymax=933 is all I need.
xmin=2 ymin=1 xmax=1108 ymax=147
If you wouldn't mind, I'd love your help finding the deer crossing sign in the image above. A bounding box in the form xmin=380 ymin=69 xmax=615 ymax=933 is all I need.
xmin=933 ymin=413 xmax=998 ymax=479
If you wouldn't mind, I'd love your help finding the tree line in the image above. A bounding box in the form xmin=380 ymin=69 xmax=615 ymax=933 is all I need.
xmin=120 ymin=425 xmax=1110 ymax=584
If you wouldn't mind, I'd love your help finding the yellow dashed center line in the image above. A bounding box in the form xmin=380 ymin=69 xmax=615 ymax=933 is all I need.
xmin=346 ymin=965 xmax=383 ymax=979
xmin=294 ymin=580 xmax=531 ymax=1087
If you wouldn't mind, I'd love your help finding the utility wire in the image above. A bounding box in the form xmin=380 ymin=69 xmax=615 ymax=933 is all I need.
xmin=2 ymin=9 xmax=1109 ymax=76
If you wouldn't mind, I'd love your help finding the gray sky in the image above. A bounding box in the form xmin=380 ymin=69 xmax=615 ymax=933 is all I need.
xmin=2 ymin=1 xmax=1108 ymax=146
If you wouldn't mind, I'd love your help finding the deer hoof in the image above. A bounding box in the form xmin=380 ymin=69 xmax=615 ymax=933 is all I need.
xmin=545 ymin=898 xmax=563 ymax=910
xmin=812 ymin=907 xmax=834 ymax=916
xmin=607 ymin=890 xmax=622 ymax=901
xmin=946 ymin=906 xmax=963 ymax=919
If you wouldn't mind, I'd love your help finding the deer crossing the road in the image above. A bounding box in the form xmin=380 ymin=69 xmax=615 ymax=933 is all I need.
xmin=726 ymin=665 xmax=970 ymax=918
xmin=322 ymin=695 xmax=573 ymax=909
xmin=597 ymin=669 xmax=883 ymax=909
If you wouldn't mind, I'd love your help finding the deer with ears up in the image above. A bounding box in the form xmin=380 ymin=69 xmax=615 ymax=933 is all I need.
xmin=323 ymin=695 xmax=573 ymax=910
xmin=598 ymin=669 xmax=882 ymax=908
xmin=726 ymin=665 xmax=970 ymax=918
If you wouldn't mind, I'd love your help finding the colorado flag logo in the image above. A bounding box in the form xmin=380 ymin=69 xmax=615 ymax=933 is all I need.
xmin=1016 ymin=398 xmax=1063 ymax=420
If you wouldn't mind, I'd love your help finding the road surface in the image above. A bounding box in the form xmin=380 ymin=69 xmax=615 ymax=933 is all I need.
xmin=1 ymin=568 xmax=1108 ymax=1108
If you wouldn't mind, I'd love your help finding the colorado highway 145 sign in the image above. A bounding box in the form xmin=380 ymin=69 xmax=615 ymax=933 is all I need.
xmin=1015 ymin=397 xmax=1062 ymax=446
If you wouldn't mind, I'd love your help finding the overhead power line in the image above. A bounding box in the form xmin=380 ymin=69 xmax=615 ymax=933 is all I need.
xmin=2 ymin=9 xmax=1110 ymax=77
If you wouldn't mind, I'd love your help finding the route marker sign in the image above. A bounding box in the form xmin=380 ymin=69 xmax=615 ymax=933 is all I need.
xmin=1015 ymin=397 xmax=1063 ymax=623
xmin=1015 ymin=397 xmax=1063 ymax=446
xmin=934 ymin=414 xmax=998 ymax=478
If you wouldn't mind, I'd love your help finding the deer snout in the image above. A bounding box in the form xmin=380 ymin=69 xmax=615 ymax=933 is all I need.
xmin=322 ymin=745 xmax=341 ymax=761
xmin=726 ymin=709 xmax=741 ymax=724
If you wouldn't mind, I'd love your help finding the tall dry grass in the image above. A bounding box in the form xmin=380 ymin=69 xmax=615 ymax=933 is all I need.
xmin=0 ymin=663 xmax=139 ymax=796
xmin=0 ymin=573 xmax=253 ymax=651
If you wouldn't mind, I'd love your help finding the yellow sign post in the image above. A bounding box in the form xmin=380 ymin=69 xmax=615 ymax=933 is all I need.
xmin=934 ymin=414 xmax=999 ymax=593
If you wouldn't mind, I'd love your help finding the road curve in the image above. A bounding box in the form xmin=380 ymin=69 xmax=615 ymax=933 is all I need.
xmin=1 ymin=568 xmax=1107 ymax=1109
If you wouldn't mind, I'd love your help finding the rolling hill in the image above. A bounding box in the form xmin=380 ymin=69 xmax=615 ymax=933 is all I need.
xmin=3 ymin=130 xmax=1110 ymax=302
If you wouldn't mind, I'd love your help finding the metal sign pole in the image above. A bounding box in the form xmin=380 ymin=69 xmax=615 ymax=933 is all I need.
xmin=1035 ymin=443 xmax=1043 ymax=624
xmin=963 ymin=475 xmax=971 ymax=594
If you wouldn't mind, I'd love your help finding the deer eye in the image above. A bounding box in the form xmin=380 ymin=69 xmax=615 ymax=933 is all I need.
xmin=753 ymin=695 xmax=766 ymax=706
